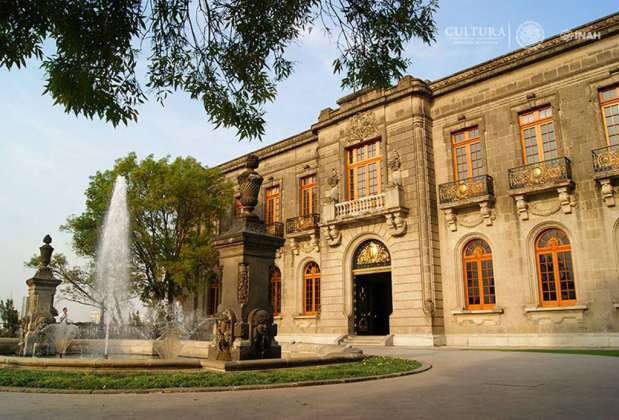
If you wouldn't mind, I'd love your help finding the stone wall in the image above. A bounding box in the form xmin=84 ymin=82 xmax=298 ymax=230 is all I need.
xmin=205 ymin=14 xmax=619 ymax=347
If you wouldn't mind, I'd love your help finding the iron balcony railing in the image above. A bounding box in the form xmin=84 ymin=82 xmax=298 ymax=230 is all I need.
xmin=265 ymin=222 xmax=284 ymax=238
xmin=593 ymin=144 xmax=619 ymax=174
xmin=335 ymin=193 xmax=385 ymax=218
xmin=285 ymin=213 xmax=320 ymax=235
xmin=438 ymin=175 xmax=494 ymax=205
xmin=508 ymin=157 xmax=572 ymax=190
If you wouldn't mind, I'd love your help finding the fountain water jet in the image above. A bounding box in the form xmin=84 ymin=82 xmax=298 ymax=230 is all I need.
xmin=95 ymin=176 xmax=131 ymax=359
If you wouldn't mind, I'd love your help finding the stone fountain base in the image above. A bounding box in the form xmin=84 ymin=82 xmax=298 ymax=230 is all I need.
xmin=0 ymin=339 xmax=363 ymax=372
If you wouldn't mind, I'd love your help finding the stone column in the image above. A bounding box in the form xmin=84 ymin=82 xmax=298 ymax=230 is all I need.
xmin=209 ymin=154 xmax=285 ymax=361
xmin=21 ymin=235 xmax=62 ymax=356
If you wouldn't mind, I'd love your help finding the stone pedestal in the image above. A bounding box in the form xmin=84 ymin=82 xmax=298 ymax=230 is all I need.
xmin=21 ymin=235 xmax=61 ymax=356
xmin=209 ymin=155 xmax=285 ymax=361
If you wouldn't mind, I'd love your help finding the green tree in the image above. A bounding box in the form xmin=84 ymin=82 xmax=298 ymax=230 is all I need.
xmin=0 ymin=298 xmax=20 ymax=337
xmin=0 ymin=0 xmax=437 ymax=139
xmin=24 ymin=253 xmax=108 ymax=323
xmin=62 ymin=153 xmax=232 ymax=308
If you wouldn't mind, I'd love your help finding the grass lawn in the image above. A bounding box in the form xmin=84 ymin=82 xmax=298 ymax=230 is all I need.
xmin=0 ymin=356 xmax=419 ymax=390
xmin=507 ymin=349 xmax=619 ymax=357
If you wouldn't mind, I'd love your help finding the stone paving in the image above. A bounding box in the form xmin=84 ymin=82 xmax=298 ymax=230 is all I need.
xmin=0 ymin=347 xmax=618 ymax=420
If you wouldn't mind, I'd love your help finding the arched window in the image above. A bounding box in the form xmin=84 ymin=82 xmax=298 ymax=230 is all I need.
xmin=303 ymin=262 xmax=320 ymax=315
xmin=206 ymin=279 xmax=220 ymax=316
xmin=463 ymin=239 xmax=496 ymax=309
xmin=270 ymin=266 xmax=282 ymax=316
xmin=535 ymin=228 xmax=576 ymax=306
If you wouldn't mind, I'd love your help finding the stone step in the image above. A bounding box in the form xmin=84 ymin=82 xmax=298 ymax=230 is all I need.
xmin=340 ymin=335 xmax=394 ymax=346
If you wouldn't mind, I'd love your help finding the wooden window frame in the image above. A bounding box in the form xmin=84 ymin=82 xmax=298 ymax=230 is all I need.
xmin=303 ymin=262 xmax=320 ymax=315
xmin=265 ymin=185 xmax=281 ymax=225
xmin=299 ymin=175 xmax=317 ymax=216
xmin=270 ymin=266 xmax=282 ymax=316
xmin=206 ymin=279 xmax=220 ymax=316
xmin=535 ymin=229 xmax=577 ymax=307
xmin=345 ymin=139 xmax=382 ymax=200
xmin=451 ymin=126 xmax=482 ymax=180
xmin=518 ymin=106 xmax=557 ymax=164
xmin=462 ymin=239 xmax=496 ymax=310
xmin=599 ymin=85 xmax=619 ymax=146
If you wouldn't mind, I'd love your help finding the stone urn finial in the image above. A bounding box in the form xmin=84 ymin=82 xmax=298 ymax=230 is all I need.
xmin=237 ymin=154 xmax=263 ymax=217
xmin=39 ymin=235 xmax=54 ymax=267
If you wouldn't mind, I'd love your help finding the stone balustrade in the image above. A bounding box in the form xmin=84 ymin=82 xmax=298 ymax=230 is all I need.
xmin=335 ymin=193 xmax=385 ymax=218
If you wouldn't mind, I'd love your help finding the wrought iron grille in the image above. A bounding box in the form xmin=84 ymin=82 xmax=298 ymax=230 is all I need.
xmin=438 ymin=175 xmax=494 ymax=204
xmin=593 ymin=144 xmax=619 ymax=174
xmin=285 ymin=214 xmax=320 ymax=235
xmin=508 ymin=157 xmax=571 ymax=190
xmin=265 ymin=222 xmax=284 ymax=238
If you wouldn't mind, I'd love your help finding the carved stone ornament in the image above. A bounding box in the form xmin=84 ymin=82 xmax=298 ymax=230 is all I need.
xmin=343 ymin=112 xmax=379 ymax=145
xmin=237 ymin=154 xmax=263 ymax=216
xmin=327 ymin=225 xmax=342 ymax=247
xmin=214 ymin=309 xmax=236 ymax=361
xmin=385 ymin=211 xmax=407 ymax=236
xmin=249 ymin=308 xmax=275 ymax=359
xmin=237 ymin=263 xmax=249 ymax=304
xmin=388 ymin=152 xmax=403 ymax=189
xmin=599 ymin=178 xmax=615 ymax=207
xmin=326 ymin=169 xmax=340 ymax=203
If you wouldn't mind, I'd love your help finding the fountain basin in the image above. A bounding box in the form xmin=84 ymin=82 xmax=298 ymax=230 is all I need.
xmin=0 ymin=339 xmax=363 ymax=371
xmin=0 ymin=355 xmax=202 ymax=370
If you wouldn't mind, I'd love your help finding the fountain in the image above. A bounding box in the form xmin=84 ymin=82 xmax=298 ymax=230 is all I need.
xmin=95 ymin=176 xmax=130 ymax=359
xmin=1 ymin=162 xmax=363 ymax=371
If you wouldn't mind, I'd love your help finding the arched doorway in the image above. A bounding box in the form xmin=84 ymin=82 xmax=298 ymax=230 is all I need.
xmin=352 ymin=239 xmax=392 ymax=335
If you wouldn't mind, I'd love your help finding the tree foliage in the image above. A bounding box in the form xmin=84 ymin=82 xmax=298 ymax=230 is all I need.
xmin=0 ymin=298 xmax=20 ymax=337
xmin=25 ymin=253 xmax=102 ymax=308
xmin=0 ymin=0 xmax=438 ymax=139
xmin=62 ymin=153 xmax=232 ymax=306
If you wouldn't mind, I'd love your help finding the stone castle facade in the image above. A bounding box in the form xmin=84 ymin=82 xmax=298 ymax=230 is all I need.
xmin=193 ymin=14 xmax=619 ymax=347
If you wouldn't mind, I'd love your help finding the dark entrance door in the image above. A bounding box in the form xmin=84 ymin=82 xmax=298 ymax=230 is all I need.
xmin=353 ymin=272 xmax=392 ymax=335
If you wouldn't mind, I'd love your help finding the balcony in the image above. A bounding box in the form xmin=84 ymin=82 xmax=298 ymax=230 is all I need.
xmin=265 ymin=222 xmax=284 ymax=238
xmin=592 ymin=144 xmax=619 ymax=207
xmin=335 ymin=194 xmax=385 ymax=218
xmin=286 ymin=214 xmax=320 ymax=236
xmin=439 ymin=175 xmax=494 ymax=206
xmin=508 ymin=157 xmax=572 ymax=191
xmin=593 ymin=144 xmax=619 ymax=175
xmin=438 ymin=175 xmax=495 ymax=231
xmin=507 ymin=157 xmax=574 ymax=220
xmin=323 ymin=187 xmax=408 ymax=246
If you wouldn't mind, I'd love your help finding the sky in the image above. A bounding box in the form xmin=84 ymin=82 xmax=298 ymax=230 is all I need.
xmin=1 ymin=1 xmax=617 ymax=321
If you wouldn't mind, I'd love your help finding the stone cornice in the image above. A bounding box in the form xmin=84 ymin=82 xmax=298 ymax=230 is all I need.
xmin=430 ymin=12 xmax=619 ymax=96
xmin=218 ymin=130 xmax=316 ymax=174
xmin=215 ymin=13 xmax=619 ymax=169
xmin=311 ymin=77 xmax=432 ymax=132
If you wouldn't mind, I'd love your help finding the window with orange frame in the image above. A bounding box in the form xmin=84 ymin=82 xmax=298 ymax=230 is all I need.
xmin=518 ymin=106 xmax=558 ymax=164
xmin=452 ymin=126 xmax=483 ymax=180
xmin=535 ymin=228 xmax=576 ymax=307
xmin=346 ymin=140 xmax=382 ymax=200
xmin=600 ymin=85 xmax=619 ymax=146
xmin=303 ymin=262 xmax=320 ymax=315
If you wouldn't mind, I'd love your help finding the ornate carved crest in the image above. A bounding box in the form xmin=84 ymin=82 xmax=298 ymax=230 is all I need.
xmin=343 ymin=112 xmax=379 ymax=145
xmin=237 ymin=263 xmax=249 ymax=304
xmin=353 ymin=240 xmax=391 ymax=270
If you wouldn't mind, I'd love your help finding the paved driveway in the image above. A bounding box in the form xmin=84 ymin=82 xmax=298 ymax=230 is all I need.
xmin=1 ymin=347 xmax=618 ymax=420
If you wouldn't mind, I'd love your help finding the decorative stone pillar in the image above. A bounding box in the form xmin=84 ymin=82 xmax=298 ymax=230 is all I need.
xmin=209 ymin=154 xmax=285 ymax=361
xmin=21 ymin=235 xmax=62 ymax=356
